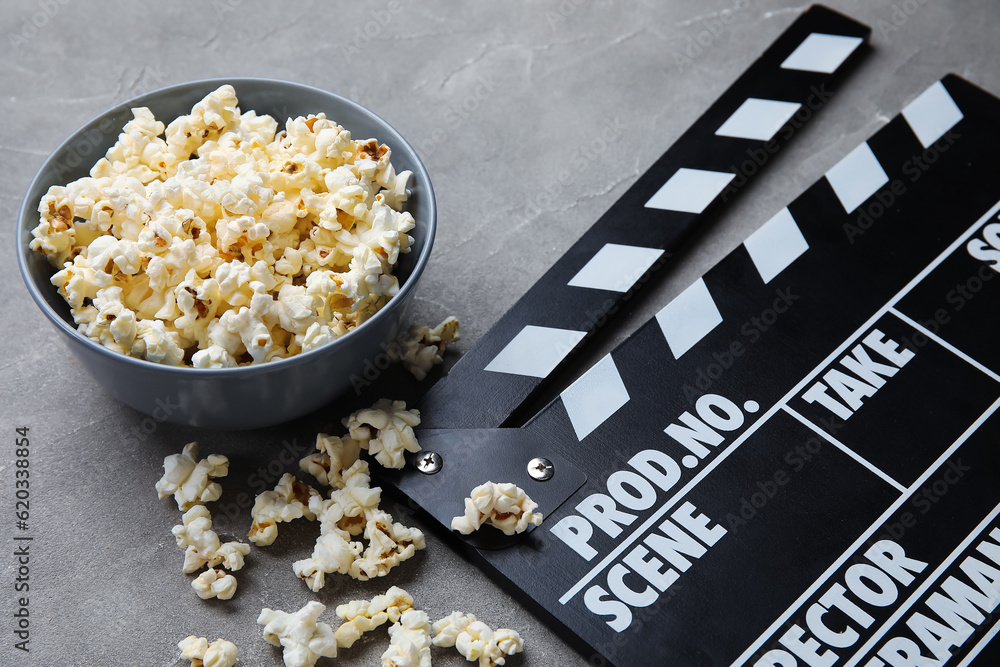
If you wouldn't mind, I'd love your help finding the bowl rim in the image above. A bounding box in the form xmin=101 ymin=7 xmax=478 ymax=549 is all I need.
xmin=17 ymin=76 xmax=437 ymax=378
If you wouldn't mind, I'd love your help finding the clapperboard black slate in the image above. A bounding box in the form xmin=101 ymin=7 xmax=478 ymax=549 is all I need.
xmin=373 ymin=5 xmax=1000 ymax=667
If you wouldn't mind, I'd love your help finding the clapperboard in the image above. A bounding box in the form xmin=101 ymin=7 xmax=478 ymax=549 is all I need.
xmin=374 ymin=5 xmax=1000 ymax=666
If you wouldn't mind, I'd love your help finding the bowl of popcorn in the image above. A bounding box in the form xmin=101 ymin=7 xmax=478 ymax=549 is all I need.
xmin=17 ymin=79 xmax=435 ymax=429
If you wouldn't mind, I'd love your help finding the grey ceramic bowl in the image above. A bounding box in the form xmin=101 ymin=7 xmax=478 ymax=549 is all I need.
xmin=17 ymin=78 xmax=436 ymax=430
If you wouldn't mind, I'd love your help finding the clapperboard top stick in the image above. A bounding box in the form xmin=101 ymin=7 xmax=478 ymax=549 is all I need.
xmin=381 ymin=73 xmax=1000 ymax=666
xmin=417 ymin=4 xmax=871 ymax=431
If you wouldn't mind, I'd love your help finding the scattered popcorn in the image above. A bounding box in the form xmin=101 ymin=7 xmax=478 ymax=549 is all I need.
xmin=258 ymin=601 xmax=338 ymax=667
xmin=191 ymin=567 xmax=238 ymax=601
xmin=432 ymin=612 xmax=524 ymax=667
xmin=293 ymin=460 xmax=375 ymax=591
xmin=294 ymin=454 xmax=424 ymax=591
xmin=172 ymin=505 xmax=251 ymax=574
xmin=292 ymin=522 xmax=362 ymax=593
xmin=30 ymin=84 xmax=418 ymax=366
xmin=389 ymin=316 xmax=460 ymax=380
xmin=248 ymin=473 xmax=321 ymax=546
xmin=382 ymin=609 xmax=432 ymax=667
xmin=315 ymin=460 xmax=382 ymax=536
xmin=334 ymin=585 xmax=414 ymax=649
xmin=350 ymin=509 xmax=426 ymax=581
xmin=299 ymin=432 xmax=362 ymax=488
xmin=156 ymin=441 xmax=229 ymax=511
xmin=450 ymin=482 xmax=543 ymax=536
xmin=344 ymin=398 xmax=421 ymax=469
xmin=491 ymin=629 xmax=524 ymax=659
xmin=177 ymin=635 xmax=239 ymax=667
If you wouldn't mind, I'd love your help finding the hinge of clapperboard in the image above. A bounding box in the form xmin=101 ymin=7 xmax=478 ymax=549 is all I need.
xmin=377 ymin=3 xmax=872 ymax=545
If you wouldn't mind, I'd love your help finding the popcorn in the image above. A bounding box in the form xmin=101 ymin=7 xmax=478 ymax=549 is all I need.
xmin=344 ymin=399 xmax=422 ymax=469
xmin=75 ymin=286 xmax=137 ymax=354
xmin=133 ymin=318 xmax=187 ymax=365
xmin=191 ymin=567 xmax=238 ymax=601
xmin=89 ymin=236 xmax=143 ymax=283
xmin=274 ymin=246 xmax=303 ymax=276
xmin=191 ymin=344 xmax=238 ymax=368
xmin=432 ymin=612 xmax=524 ymax=666
xmin=292 ymin=523 xmax=362 ymax=592
xmin=98 ymin=175 xmax=150 ymax=241
xmin=50 ymin=255 xmax=98 ymax=309
xmin=30 ymin=84 xmax=418 ymax=366
xmin=360 ymin=199 xmax=414 ymax=265
xmin=451 ymin=482 xmax=543 ymax=536
xmin=178 ymin=636 xmax=239 ymax=667
xmin=299 ymin=321 xmax=337 ymax=353
xmin=165 ymin=85 xmax=241 ymax=161
xmin=156 ymin=442 xmax=229 ymax=510
xmin=382 ymin=610 xmax=432 ymax=667
xmin=257 ymin=601 xmax=338 ymax=667
xmin=334 ymin=585 xmax=414 ymax=649
xmin=92 ymin=107 xmax=173 ymax=184
xmin=350 ymin=508 xmax=426 ymax=581
xmin=491 ymin=629 xmax=524 ymax=657
xmin=294 ymin=438 xmax=425 ymax=591
xmin=273 ymin=284 xmax=318 ymax=337
xmin=389 ymin=317 xmax=460 ymax=380
xmin=299 ymin=432 xmax=362 ymax=488
xmin=377 ymin=165 xmax=412 ymax=211
xmin=30 ymin=186 xmax=78 ymax=265
xmin=301 ymin=459 xmax=372 ymax=530
xmin=248 ymin=473 xmax=320 ymax=546
xmin=206 ymin=296 xmax=276 ymax=363
xmin=172 ymin=505 xmax=251 ymax=574
xmin=213 ymin=260 xmax=255 ymax=308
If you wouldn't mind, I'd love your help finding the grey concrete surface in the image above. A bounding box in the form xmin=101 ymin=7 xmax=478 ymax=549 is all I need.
xmin=2 ymin=1 xmax=998 ymax=665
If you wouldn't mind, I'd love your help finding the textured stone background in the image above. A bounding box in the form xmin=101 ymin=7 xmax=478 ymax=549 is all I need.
xmin=2 ymin=1 xmax=998 ymax=665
